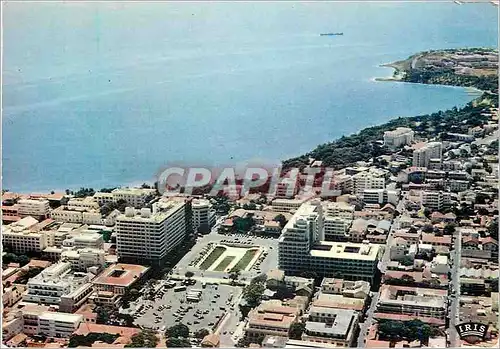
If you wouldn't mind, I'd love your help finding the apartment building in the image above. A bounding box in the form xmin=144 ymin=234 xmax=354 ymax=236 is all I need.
xmin=38 ymin=312 xmax=83 ymax=338
xmin=375 ymin=285 xmax=447 ymax=321
xmin=271 ymin=198 xmax=311 ymax=213
xmin=309 ymin=242 xmax=381 ymax=283
xmin=50 ymin=206 xmax=119 ymax=226
xmin=323 ymin=201 xmax=354 ymax=242
xmin=278 ymin=201 xmax=323 ymax=275
xmin=275 ymin=177 xmax=300 ymax=198
xmin=303 ymin=308 xmax=359 ymax=347
xmin=362 ymin=189 xmax=400 ymax=205
xmin=61 ymin=248 xmax=106 ymax=272
xmin=116 ymin=198 xmax=188 ymax=265
xmin=67 ymin=197 xmax=99 ymax=210
xmin=2 ymin=217 xmax=48 ymax=254
xmin=112 ymin=187 xmax=155 ymax=208
xmin=23 ymin=262 xmax=93 ymax=310
xmin=93 ymin=192 xmax=114 ymax=205
xmin=383 ymin=127 xmax=415 ymax=149
xmin=421 ymin=191 xmax=452 ymax=210
xmin=192 ymin=198 xmax=216 ymax=233
xmin=278 ymin=202 xmax=381 ymax=282
xmin=17 ymin=199 xmax=50 ymax=219
xmin=331 ymin=175 xmax=353 ymax=194
xmin=245 ymin=301 xmax=300 ymax=339
xmin=352 ymin=172 xmax=385 ymax=196
xmin=62 ymin=231 xmax=104 ymax=249
xmin=412 ymin=142 xmax=443 ymax=168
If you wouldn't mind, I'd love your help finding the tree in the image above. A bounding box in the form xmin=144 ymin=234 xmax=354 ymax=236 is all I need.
xmin=400 ymin=255 xmax=414 ymax=266
xmin=243 ymin=281 xmax=265 ymax=307
xmin=422 ymin=225 xmax=434 ymax=233
xmin=289 ymin=322 xmax=305 ymax=340
xmin=69 ymin=333 xmax=119 ymax=347
xmin=166 ymin=323 xmax=190 ymax=339
xmin=401 ymin=274 xmax=416 ymax=284
xmin=185 ymin=271 xmax=194 ymax=279
xmin=229 ymin=269 xmax=241 ymax=283
xmin=126 ymin=329 xmax=159 ymax=348
xmin=488 ymin=218 xmax=498 ymax=240
xmin=195 ymin=328 xmax=210 ymax=339
xmin=443 ymin=223 xmax=456 ymax=235
xmin=273 ymin=214 xmax=288 ymax=228
xmin=166 ymin=338 xmax=191 ymax=347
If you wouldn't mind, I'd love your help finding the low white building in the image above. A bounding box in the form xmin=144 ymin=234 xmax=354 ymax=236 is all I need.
xmin=2 ymin=217 xmax=48 ymax=254
xmin=18 ymin=199 xmax=50 ymax=218
xmin=384 ymin=127 xmax=415 ymax=149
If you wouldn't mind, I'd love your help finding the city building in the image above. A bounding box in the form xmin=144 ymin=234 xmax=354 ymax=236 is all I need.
xmin=278 ymin=202 xmax=381 ymax=282
xmin=116 ymin=199 xmax=188 ymax=265
xmin=413 ymin=142 xmax=443 ymax=168
xmin=2 ymin=217 xmax=48 ymax=254
xmin=61 ymin=248 xmax=106 ymax=272
xmin=421 ymin=191 xmax=452 ymax=210
xmin=91 ymin=263 xmax=149 ymax=305
xmin=383 ymin=127 xmax=415 ymax=148
xmin=192 ymin=198 xmax=216 ymax=233
xmin=352 ymin=172 xmax=385 ymax=196
xmin=271 ymin=198 xmax=311 ymax=213
xmin=111 ymin=187 xmax=156 ymax=208
xmin=23 ymin=262 xmax=93 ymax=311
xmin=17 ymin=199 xmax=50 ymax=219
xmin=244 ymin=301 xmax=300 ymax=340
xmin=303 ymin=307 xmax=359 ymax=346
xmin=375 ymin=285 xmax=447 ymax=322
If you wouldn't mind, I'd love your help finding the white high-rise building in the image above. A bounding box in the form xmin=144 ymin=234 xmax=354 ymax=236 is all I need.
xmin=18 ymin=199 xmax=50 ymax=219
xmin=116 ymin=199 xmax=187 ymax=265
xmin=422 ymin=191 xmax=452 ymax=211
xmin=383 ymin=127 xmax=415 ymax=148
xmin=192 ymin=199 xmax=216 ymax=233
xmin=278 ymin=201 xmax=323 ymax=274
xmin=352 ymin=172 xmax=385 ymax=195
xmin=322 ymin=202 xmax=354 ymax=242
xmin=278 ymin=202 xmax=381 ymax=282
xmin=413 ymin=142 xmax=443 ymax=168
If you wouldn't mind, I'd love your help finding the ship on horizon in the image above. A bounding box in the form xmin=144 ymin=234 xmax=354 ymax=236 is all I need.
xmin=320 ymin=32 xmax=343 ymax=36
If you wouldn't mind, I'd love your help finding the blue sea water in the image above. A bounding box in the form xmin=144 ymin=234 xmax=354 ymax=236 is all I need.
xmin=2 ymin=2 xmax=498 ymax=192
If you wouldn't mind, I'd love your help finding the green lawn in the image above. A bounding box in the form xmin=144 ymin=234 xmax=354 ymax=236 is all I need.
xmin=231 ymin=249 xmax=259 ymax=272
xmin=214 ymin=256 xmax=235 ymax=272
xmin=199 ymin=246 xmax=226 ymax=270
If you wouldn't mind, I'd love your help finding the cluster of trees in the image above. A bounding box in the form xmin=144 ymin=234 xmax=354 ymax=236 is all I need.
xmin=288 ymin=322 xmax=305 ymax=340
xmin=68 ymin=333 xmax=119 ymax=347
xmin=282 ymin=87 xmax=497 ymax=171
xmin=273 ymin=214 xmax=288 ymax=228
xmin=165 ymin=323 xmax=190 ymax=347
xmin=126 ymin=329 xmax=159 ymax=348
xmin=100 ymin=199 xmax=128 ymax=216
xmin=242 ymin=275 xmax=266 ymax=308
xmin=65 ymin=187 xmax=96 ymax=198
xmin=378 ymin=319 xmax=439 ymax=343
xmin=2 ymin=253 xmax=30 ymax=266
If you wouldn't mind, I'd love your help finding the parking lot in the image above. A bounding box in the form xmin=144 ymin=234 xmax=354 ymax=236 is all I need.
xmin=132 ymin=280 xmax=242 ymax=335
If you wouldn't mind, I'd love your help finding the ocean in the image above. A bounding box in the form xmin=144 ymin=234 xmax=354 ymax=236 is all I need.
xmin=2 ymin=2 xmax=498 ymax=192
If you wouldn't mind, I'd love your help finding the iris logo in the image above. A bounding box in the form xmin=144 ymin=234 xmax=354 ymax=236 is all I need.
xmin=455 ymin=322 xmax=488 ymax=344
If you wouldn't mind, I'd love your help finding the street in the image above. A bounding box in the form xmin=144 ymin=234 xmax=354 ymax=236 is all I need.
xmin=448 ymin=228 xmax=462 ymax=347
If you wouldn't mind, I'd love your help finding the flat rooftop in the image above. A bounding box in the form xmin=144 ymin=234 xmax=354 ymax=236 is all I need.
xmin=93 ymin=263 xmax=149 ymax=288
xmin=310 ymin=241 xmax=380 ymax=261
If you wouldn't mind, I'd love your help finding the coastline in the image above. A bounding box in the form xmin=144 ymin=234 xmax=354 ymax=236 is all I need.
xmin=3 ymin=49 xmax=496 ymax=195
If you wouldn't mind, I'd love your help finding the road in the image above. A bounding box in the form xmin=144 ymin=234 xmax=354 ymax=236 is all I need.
xmin=448 ymin=228 xmax=462 ymax=348
xmin=357 ymin=292 xmax=381 ymax=348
